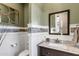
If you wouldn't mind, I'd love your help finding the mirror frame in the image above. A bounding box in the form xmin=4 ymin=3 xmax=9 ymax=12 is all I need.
xmin=49 ymin=9 xmax=70 ymax=35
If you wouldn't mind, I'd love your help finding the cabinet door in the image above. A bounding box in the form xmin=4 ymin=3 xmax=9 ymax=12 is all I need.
xmin=38 ymin=46 xmax=79 ymax=56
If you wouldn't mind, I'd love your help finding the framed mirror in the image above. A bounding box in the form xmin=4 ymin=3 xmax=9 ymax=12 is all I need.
xmin=49 ymin=10 xmax=70 ymax=35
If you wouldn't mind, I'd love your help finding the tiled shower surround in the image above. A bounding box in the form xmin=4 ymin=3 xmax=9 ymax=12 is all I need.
xmin=0 ymin=26 xmax=28 ymax=56
xmin=0 ymin=28 xmax=27 ymax=33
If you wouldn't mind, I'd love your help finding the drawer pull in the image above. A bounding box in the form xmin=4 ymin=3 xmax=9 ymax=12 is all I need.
xmin=47 ymin=52 xmax=50 ymax=55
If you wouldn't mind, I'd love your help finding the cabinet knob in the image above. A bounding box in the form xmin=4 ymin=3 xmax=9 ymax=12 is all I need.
xmin=47 ymin=52 xmax=50 ymax=55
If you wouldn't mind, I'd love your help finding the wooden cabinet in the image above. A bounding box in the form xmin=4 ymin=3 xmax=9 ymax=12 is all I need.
xmin=38 ymin=46 xmax=79 ymax=56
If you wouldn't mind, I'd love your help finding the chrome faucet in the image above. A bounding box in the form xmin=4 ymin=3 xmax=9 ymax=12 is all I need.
xmin=54 ymin=38 xmax=60 ymax=43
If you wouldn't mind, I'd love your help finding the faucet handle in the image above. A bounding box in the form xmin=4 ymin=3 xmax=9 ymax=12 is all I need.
xmin=55 ymin=38 xmax=60 ymax=43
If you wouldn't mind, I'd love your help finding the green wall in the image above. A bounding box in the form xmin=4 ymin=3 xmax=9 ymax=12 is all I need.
xmin=24 ymin=4 xmax=29 ymax=27
xmin=41 ymin=3 xmax=79 ymax=26
xmin=26 ymin=3 xmax=79 ymax=27
xmin=30 ymin=3 xmax=43 ymax=26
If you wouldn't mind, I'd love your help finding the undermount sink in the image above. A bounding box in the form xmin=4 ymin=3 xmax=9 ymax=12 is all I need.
xmin=49 ymin=39 xmax=71 ymax=44
xmin=48 ymin=42 xmax=64 ymax=47
xmin=47 ymin=42 xmax=69 ymax=50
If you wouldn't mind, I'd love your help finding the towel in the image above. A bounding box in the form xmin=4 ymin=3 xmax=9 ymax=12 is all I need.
xmin=72 ymin=27 xmax=79 ymax=45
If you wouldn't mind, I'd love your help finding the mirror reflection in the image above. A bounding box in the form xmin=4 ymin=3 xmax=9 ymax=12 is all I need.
xmin=49 ymin=10 xmax=70 ymax=35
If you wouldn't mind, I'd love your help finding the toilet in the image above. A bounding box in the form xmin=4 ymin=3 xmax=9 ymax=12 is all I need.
xmin=18 ymin=50 xmax=29 ymax=56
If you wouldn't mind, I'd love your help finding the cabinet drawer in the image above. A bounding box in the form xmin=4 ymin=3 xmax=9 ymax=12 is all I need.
xmin=38 ymin=46 xmax=79 ymax=56
xmin=40 ymin=47 xmax=57 ymax=56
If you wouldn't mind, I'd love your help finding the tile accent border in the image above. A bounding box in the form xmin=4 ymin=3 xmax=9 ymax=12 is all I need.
xmin=27 ymin=25 xmax=48 ymax=33
xmin=28 ymin=27 xmax=48 ymax=33
xmin=0 ymin=26 xmax=27 ymax=32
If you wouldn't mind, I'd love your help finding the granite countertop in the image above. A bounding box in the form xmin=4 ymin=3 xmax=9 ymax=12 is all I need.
xmin=38 ymin=41 xmax=79 ymax=55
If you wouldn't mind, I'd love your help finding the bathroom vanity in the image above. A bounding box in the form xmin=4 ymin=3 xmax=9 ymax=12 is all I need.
xmin=40 ymin=9 xmax=79 ymax=56
xmin=38 ymin=41 xmax=79 ymax=56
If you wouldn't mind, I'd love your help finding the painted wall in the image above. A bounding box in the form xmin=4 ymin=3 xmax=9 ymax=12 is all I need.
xmin=2 ymin=3 xmax=24 ymax=27
xmin=24 ymin=4 xmax=29 ymax=27
xmin=29 ymin=3 xmax=79 ymax=26
xmin=30 ymin=3 xmax=43 ymax=26
xmin=42 ymin=3 xmax=79 ymax=26
xmin=29 ymin=3 xmax=44 ymax=56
